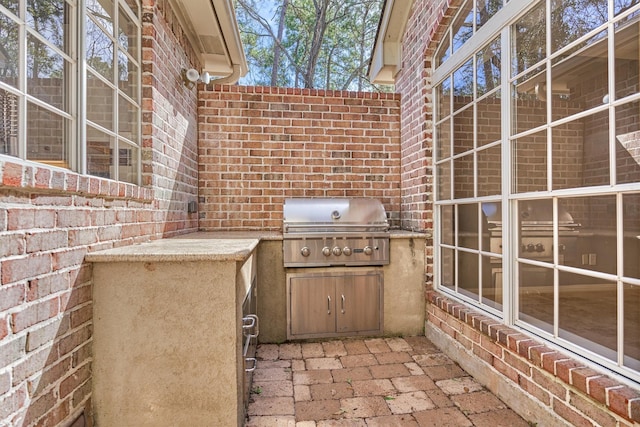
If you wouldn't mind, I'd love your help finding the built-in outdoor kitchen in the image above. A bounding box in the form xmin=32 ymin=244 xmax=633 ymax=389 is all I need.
xmin=87 ymin=198 xmax=426 ymax=426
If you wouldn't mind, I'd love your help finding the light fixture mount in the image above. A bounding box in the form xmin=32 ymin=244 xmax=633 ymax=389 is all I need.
xmin=181 ymin=68 xmax=211 ymax=89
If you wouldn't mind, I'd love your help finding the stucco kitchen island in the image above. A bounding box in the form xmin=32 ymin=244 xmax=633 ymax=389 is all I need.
xmin=87 ymin=233 xmax=266 ymax=427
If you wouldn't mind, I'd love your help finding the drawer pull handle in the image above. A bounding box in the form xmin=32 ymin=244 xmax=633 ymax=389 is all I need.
xmin=327 ymin=296 xmax=331 ymax=314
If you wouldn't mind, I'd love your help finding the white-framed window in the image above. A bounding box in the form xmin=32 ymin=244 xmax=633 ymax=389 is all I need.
xmin=0 ymin=0 xmax=141 ymax=185
xmin=434 ymin=0 xmax=640 ymax=384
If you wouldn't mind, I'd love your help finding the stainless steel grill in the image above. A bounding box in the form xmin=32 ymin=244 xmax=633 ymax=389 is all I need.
xmin=283 ymin=198 xmax=390 ymax=267
xmin=485 ymin=200 xmax=581 ymax=261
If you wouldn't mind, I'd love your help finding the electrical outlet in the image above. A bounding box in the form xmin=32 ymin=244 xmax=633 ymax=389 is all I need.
xmin=588 ymin=253 xmax=597 ymax=265
xmin=582 ymin=254 xmax=589 ymax=265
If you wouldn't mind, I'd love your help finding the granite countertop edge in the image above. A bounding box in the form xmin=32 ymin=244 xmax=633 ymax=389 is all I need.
xmin=85 ymin=230 xmax=431 ymax=263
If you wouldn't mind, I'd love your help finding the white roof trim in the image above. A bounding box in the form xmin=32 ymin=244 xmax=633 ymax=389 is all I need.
xmin=369 ymin=0 xmax=414 ymax=85
xmin=170 ymin=0 xmax=248 ymax=83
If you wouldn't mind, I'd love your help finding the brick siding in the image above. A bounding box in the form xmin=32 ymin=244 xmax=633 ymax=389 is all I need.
xmin=197 ymin=85 xmax=402 ymax=230
xmin=428 ymin=291 xmax=640 ymax=426
xmin=0 ymin=1 xmax=199 ymax=425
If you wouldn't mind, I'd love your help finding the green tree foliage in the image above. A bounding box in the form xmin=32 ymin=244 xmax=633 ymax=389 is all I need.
xmin=235 ymin=0 xmax=391 ymax=91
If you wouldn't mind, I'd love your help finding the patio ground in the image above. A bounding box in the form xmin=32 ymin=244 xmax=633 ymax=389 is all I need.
xmin=245 ymin=336 xmax=533 ymax=426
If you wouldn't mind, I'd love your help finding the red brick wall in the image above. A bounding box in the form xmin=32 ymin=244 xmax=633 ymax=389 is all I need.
xmin=428 ymin=292 xmax=640 ymax=426
xmin=197 ymin=85 xmax=402 ymax=230
xmin=0 ymin=2 xmax=199 ymax=426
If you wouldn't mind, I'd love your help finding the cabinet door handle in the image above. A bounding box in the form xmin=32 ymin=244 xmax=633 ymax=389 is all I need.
xmin=341 ymin=294 xmax=345 ymax=314
xmin=327 ymin=295 xmax=331 ymax=314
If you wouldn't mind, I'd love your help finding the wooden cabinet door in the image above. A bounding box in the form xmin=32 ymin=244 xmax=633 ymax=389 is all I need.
xmin=289 ymin=275 xmax=336 ymax=336
xmin=336 ymin=272 xmax=381 ymax=333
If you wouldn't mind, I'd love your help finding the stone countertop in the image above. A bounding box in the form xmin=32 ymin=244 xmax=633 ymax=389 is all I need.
xmin=85 ymin=229 xmax=431 ymax=263
xmin=86 ymin=232 xmax=264 ymax=263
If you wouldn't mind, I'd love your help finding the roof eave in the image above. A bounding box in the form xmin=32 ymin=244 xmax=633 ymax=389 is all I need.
xmin=170 ymin=0 xmax=248 ymax=84
xmin=368 ymin=0 xmax=414 ymax=85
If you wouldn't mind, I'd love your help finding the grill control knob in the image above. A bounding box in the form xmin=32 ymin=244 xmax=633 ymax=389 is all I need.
xmin=535 ymin=243 xmax=545 ymax=252
xmin=332 ymin=246 xmax=342 ymax=256
xmin=363 ymin=246 xmax=373 ymax=256
xmin=300 ymin=247 xmax=310 ymax=257
xmin=343 ymin=247 xmax=352 ymax=256
xmin=322 ymin=246 xmax=331 ymax=256
xmin=526 ymin=243 xmax=535 ymax=252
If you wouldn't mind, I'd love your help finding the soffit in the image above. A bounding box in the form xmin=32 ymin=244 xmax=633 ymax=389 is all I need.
xmin=170 ymin=0 xmax=248 ymax=82
xmin=369 ymin=0 xmax=414 ymax=85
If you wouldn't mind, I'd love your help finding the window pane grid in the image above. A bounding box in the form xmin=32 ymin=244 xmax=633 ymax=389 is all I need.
xmin=435 ymin=0 xmax=640 ymax=381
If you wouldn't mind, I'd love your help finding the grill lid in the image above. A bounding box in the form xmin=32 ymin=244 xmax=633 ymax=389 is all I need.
xmin=283 ymin=198 xmax=389 ymax=233
xmin=483 ymin=200 xmax=580 ymax=228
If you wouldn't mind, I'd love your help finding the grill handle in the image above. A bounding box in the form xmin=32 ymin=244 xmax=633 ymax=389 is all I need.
xmin=341 ymin=294 xmax=345 ymax=314
xmin=327 ymin=296 xmax=331 ymax=314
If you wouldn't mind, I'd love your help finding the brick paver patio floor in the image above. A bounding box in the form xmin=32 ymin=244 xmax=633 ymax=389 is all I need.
xmin=245 ymin=336 xmax=533 ymax=427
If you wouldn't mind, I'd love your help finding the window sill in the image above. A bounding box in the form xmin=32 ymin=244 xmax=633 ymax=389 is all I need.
xmin=0 ymin=157 xmax=153 ymax=201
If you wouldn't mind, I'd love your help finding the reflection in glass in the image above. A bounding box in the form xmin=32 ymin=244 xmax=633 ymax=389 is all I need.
xmin=0 ymin=1 xmax=18 ymax=15
xmin=518 ymin=263 xmax=553 ymax=333
xmin=437 ymin=161 xmax=452 ymax=200
xmin=437 ymin=78 xmax=451 ymax=121
xmin=552 ymin=111 xmax=609 ymax=190
xmin=441 ymin=205 xmax=454 ymax=246
xmin=86 ymin=16 xmax=114 ymax=81
xmin=615 ymin=0 xmax=640 ymax=16
xmin=436 ymin=118 xmax=451 ymax=160
xmin=118 ymin=5 xmax=138 ymax=58
xmin=477 ymin=144 xmax=501 ymax=197
xmin=124 ymin=0 xmax=139 ymax=18
xmin=87 ymin=0 xmax=114 ymax=34
xmin=511 ymin=1 xmax=546 ymax=77
xmin=441 ymin=247 xmax=455 ymax=290
xmin=458 ymin=203 xmax=479 ymax=250
xmin=458 ymin=250 xmax=479 ymax=298
xmin=512 ymin=67 xmax=547 ymax=135
xmin=118 ymin=94 xmax=138 ymax=142
xmin=453 ymin=59 xmax=473 ymax=111
xmin=477 ymin=90 xmax=501 ymax=147
xmin=26 ymin=0 xmax=69 ymax=53
xmin=0 ymin=87 xmax=18 ymax=156
xmin=453 ymin=106 xmax=473 ymax=155
xmin=481 ymin=201 xmax=501 ymax=253
xmin=118 ymin=140 xmax=138 ymax=184
xmin=476 ymin=0 xmax=502 ymax=31
xmin=0 ymin=14 xmax=20 ymax=88
xmin=616 ymin=101 xmax=640 ymax=185
xmin=624 ymin=282 xmax=640 ymax=370
xmin=550 ymin=33 xmax=608 ymax=122
xmin=26 ymin=101 xmax=68 ymax=164
xmin=513 ymin=130 xmax=547 ymax=193
xmin=454 ymin=153 xmax=474 ymax=199
xmin=118 ymin=49 xmax=138 ymax=100
xmin=452 ymin=1 xmax=473 ymax=54
xmin=482 ymin=255 xmax=502 ymax=309
xmin=436 ymin=32 xmax=450 ymax=66
xmin=27 ymin=34 xmax=67 ymax=111
xmin=615 ymin=18 xmax=639 ymax=100
xmin=623 ymin=193 xmax=640 ymax=279
xmin=559 ymin=195 xmax=615 ymax=274
xmin=559 ymin=271 xmax=617 ymax=362
xmin=87 ymin=126 xmax=114 ymax=179
xmin=550 ymin=0 xmax=607 ymax=53
xmin=87 ymin=71 xmax=114 ymax=129
xmin=476 ymin=37 xmax=500 ymax=97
